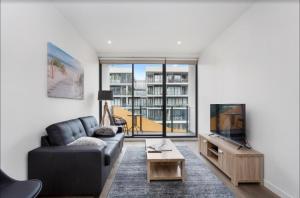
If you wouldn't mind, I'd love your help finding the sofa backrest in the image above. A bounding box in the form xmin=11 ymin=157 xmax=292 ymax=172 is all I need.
xmin=46 ymin=119 xmax=87 ymax=146
xmin=79 ymin=116 xmax=99 ymax=137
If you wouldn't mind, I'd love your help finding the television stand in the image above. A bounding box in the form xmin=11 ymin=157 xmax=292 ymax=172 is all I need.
xmin=199 ymin=133 xmax=264 ymax=186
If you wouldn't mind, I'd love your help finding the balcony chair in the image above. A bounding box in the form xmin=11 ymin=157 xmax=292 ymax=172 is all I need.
xmin=0 ymin=169 xmax=42 ymax=198
xmin=111 ymin=115 xmax=129 ymax=134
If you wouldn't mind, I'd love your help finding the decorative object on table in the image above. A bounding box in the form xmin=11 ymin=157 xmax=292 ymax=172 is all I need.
xmin=0 ymin=169 xmax=42 ymax=198
xmin=47 ymin=42 xmax=84 ymax=99
xmin=94 ymin=126 xmax=118 ymax=136
xmin=147 ymin=143 xmax=172 ymax=153
xmin=98 ymin=90 xmax=113 ymax=125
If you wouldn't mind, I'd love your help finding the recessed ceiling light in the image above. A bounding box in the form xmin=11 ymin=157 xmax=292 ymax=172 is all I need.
xmin=177 ymin=41 xmax=182 ymax=45
xmin=107 ymin=40 xmax=112 ymax=45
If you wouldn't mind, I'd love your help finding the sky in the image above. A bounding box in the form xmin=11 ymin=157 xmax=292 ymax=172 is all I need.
xmin=47 ymin=42 xmax=81 ymax=69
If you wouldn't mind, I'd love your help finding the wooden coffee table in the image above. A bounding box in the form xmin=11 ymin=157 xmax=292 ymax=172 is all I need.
xmin=145 ymin=139 xmax=185 ymax=182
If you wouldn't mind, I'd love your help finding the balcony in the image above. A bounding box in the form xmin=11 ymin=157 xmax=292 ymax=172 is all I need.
xmin=111 ymin=105 xmax=191 ymax=135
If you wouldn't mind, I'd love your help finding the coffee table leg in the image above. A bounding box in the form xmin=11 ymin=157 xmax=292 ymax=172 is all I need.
xmin=147 ymin=161 xmax=150 ymax=183
xmin=181 ymin=160 xmax=185 ymax=181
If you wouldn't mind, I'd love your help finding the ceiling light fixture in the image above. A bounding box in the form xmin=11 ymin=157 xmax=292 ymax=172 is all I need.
xmin=107 ymin=40 xmax=112 ymax=45
xmin=177 ymin=41 xmax=182 ymax=45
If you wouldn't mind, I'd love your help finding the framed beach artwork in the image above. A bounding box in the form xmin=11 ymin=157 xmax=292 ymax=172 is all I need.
xmin=47 ymin=42 xmax=84 ymax=99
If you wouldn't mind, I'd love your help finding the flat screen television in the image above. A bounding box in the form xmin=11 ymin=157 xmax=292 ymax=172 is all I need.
xmin=210 ymin=104 xmax=246 ymax=146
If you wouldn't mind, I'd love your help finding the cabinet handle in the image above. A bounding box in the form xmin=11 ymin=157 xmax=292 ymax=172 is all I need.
xmin=218 ymin=149 xmax=223 ymax=154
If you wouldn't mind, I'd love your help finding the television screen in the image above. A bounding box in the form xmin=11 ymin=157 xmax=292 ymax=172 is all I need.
xmin=210 ymin=104 xmax=246 ymax=145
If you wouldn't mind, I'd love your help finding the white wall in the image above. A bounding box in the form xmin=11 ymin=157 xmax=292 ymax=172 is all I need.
xmin=198 ymin=1 xmax=299 ymax=198
xmin=188 ymin=65 xmax=196 ymax=134
xmin=1 ymin=1 xmax=99 ymax=179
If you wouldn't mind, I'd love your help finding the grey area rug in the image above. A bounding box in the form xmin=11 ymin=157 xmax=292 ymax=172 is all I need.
xmin=108 ymin=146 xmax=234 ymax=198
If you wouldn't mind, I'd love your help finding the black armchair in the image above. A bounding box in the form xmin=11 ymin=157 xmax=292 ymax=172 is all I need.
xmin=0 ymin=169 xmax=42 ymax=198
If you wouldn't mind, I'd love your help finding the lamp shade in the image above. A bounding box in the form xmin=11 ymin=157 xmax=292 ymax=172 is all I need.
xmin=98 ymin=90 xmax=113 ymax=100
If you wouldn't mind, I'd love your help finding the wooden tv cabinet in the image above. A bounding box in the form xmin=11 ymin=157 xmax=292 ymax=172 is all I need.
xmin=199 ymin=133 xmax=264 ymax=186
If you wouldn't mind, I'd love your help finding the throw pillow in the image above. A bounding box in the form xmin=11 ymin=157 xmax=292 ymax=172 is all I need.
xmin=67 ymin=137 xmax=107 ymax=147
xmin=94 ymin=126 xmax=118 ymax=136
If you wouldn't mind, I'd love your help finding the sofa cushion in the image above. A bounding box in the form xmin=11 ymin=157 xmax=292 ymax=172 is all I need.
xmin=67 ymin=137 xmax=107 ymax=147
xmin=79 ymin=116 xmax=99 ymax=137
xmin=104 ymin=141 xmax=119 ymax=166
xmin=94 ymin=126 xmax=118 ymax=137
xmin=46 ymin=119 xmax=87 ymax=146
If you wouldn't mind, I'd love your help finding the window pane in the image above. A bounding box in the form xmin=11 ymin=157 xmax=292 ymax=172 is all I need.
xmin=133 ymin=64 xmax=163 ymax=135
xmin=102 ymin=64 xmax=133 ymax=136
xmin=166 ymin=64 xmax=196 ymax=136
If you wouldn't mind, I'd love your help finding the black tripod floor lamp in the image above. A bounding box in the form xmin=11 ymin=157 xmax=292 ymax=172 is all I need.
xmin=98 ymin=90 xmax=113 ymax=125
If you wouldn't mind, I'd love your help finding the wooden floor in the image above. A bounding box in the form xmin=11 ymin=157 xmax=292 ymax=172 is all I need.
xmin=99 ymin=140 xmax=279 ymax=198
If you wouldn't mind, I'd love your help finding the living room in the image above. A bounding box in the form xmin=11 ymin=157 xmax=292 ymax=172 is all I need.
xmin=0 ymin=0 xmax=299 ymax=198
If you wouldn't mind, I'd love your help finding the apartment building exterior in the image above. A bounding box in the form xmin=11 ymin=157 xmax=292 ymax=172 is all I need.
xmin=146 ymin=66 xmax=189 ymax=131
xmin=109 ymin=66 xmax=189 ymax=132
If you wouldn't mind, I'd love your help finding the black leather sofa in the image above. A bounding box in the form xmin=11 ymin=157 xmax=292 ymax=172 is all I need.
xmin=28 ymin=116 xmax=124 ymax=197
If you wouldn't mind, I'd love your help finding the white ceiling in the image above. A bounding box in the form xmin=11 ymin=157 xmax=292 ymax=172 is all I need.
xmin=54 ymin=1 xmax=253 ymax=57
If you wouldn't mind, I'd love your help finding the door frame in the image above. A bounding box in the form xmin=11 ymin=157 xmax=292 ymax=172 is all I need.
xmin=99 ymin=62 xmax=198 ymax=138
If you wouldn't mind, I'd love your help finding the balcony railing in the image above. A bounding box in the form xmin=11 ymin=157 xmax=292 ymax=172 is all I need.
xmin=111 ymin=105 xmax=190 ymax=133
xmin=110 ymin=80 xmax=132 ymax=84
xmin=146 ymin=79 xmax=188 ymax=83
xmin=111 ymin=92 xmax=131 ymax=96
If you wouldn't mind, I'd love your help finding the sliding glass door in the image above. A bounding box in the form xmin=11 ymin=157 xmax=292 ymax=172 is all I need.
xmin=133 ymin=64 xmax=163 ymax=136
xmin=166 ymin=64 xmax=196 ymax=137
xmin=101 ymin=62 xmax=197 ymax=137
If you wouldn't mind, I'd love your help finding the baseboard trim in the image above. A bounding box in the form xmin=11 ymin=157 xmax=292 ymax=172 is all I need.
xmin=264 ymin=179 xmax=294 ymax=198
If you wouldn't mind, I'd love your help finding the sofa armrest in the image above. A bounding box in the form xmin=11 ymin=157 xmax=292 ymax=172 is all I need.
xmin=28 ymin=145 xmax=106 ymax=196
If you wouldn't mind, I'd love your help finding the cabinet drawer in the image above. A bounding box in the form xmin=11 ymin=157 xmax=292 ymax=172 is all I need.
xmin=218 ymin=149 xmax=233 ymax=177
xmin=235 ymin=156 xmax=263 ymax=182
